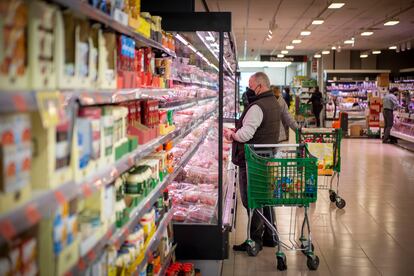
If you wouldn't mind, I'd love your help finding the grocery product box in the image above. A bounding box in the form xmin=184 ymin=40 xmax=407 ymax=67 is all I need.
xmin=376 ymin=73 xmax=389 ymax=88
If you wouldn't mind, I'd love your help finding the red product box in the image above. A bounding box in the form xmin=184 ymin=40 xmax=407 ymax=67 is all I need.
xmin=141 ymin=100 xmax=159 ymax=127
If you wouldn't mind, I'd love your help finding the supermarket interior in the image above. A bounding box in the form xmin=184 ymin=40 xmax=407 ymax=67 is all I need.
xmin=0 ymin=0 xmax=414 ymax=276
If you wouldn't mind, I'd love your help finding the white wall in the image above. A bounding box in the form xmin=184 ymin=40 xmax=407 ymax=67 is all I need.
xmin=240 ymin=64 xmax=299 ymax=88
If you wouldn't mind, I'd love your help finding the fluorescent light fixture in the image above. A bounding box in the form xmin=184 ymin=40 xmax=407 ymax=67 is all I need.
xmin=300 ymin=30 xmax=311 ymax=36
xmin=188 ymin=44 xmax=197 ymax=52
xmin=268 ymin=30 xmax=273 ymax=35
xmin=292 ymin=39 xmax=302 ymax=44
xmin=361 ymin=31 xmax=374 ymax=36
xmin=314 ymin=54 xmax=322 ymax=58
xmin=312 ymin=19 xmax=325 ymax=25
xmin=175 ymin=34 xmax=189 ymax=45
xmin=384 ymin=19 xmax=399 ymax=26
xmin=360 ymin=53 xmax=368 ymax=58
xmin=344 ymin=40 xmax=354 ymax=44
xmin=389 ymin=45 xmax=397 ymax=50
xmin=407 ymin=42 xmax=411 ymax=50
xmin=286 ymin=45 xmax=294 ymax=49
xmin=281 ymin=50 xmax=289 ymax=54
xmin=277 ymin=54 xmax=285 ymax=58
xmin=328 ymin=2 xmax=345 ymax=9
xmin=372 ymin=50 xmax=381 ymax=54
xmin=331 ymin=46 xmax=337 ymax=50
xmin=322 ymin=50 xmax=330 ymax=55
xmin=239 ymin=61 xmax=292 ymax=68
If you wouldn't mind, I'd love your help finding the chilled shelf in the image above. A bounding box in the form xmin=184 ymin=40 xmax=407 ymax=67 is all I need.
xmin=391 ymin=130 xmax=414 ymax=143
xmin=0 ymin=107 xmax=215 ymax=244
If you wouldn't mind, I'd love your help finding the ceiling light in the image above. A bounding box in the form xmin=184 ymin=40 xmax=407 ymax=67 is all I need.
xmin=401 ymin=43 xmax=406 ymax=51
xmin=407 ymin=42 xmax=411 ymax=50
xmin=361 ymin=31 xmax=374 ymax=36
xmin=175 ymin=34 xmax=189 ymax=45
xmin=277 ymin=54 xmax=285 ymax=58
xmin=331 ymin=46 xmax=337 ymax=50
xmin=312 ymin=19 xmax=324 ymax=25
xmin=300 ymin=30 xmax=311 ymax=36
xmin=344 ymin=40 xmax=354 ymax=44
xmin=360 ymin=53 xmax=368 ymax=58
xmin=322 ymin=50 xmax=330 ymax=55
xmin=389 ymin=45 xmax=397 ymax=50
xmin=314 ymin=54 xmax=321 ymax=58
xmin=372 ymin=50 xmax=381 ymax=54
xmin=384 ymin=19 xmax=399 ymax=26
xmin=281 ymin=50 xmax=289 ymax=54
xmin=292 ymin=39 xmax=302 ymax=44
xmin=286 ymin=45 xmax=294 ymax=49
xmin=328 ymin=2 xmax=345 ymax=9
xmin=268 ymin=30 xmax=273 ymax=35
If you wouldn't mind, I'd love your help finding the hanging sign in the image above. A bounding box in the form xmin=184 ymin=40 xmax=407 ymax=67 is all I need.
xmin=260 ymin=55 xmax=308 ymax=62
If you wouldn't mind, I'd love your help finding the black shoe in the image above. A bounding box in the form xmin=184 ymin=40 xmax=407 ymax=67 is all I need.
xmin=383 ymin=140 xmax=391 ymax=144
xmin=233 ymin=241 xmax=248 ymax=251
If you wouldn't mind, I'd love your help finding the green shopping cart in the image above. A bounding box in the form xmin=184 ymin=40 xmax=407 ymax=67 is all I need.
xmin=296 ymin=128 xmax=345 ymax=209
xmin=243 ymin=144 xmax=320 ymax=271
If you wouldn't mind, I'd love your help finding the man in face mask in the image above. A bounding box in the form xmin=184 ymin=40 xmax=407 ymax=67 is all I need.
xmin=225 ymin=72 xmax=281 ymax=254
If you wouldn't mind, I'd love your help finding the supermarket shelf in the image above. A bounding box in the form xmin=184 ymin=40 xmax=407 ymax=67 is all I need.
xmin=327 ymin=80 xmax=368 ymax=83
xmin=159 ymin=96 xmax=216 ymax=111
xmin=391 ymin=130 xmax=414 ymax=143
xmin=159 ymin=244 xmax=177 ymax=276
xmin=324 ymin=69 xmax=391 ymax=74
xmin=327 ymin=89 xmax=360 ymax=92
xmin=396 ymin=113 xmax=414 ymax=120
xmin=51 ymin=0 xmax=176 ymax=57
xmin=68 ymin=126 xmax=209 ymax=273
xmin=0 ymin=107 xmax=215 ymax=244
xmin=132 ymin=209 xmax=175 ymax=274
xmin=172 ymin=78 xmax=218 ymax=90
xmin=108 ymin=127 xmax=208 ymax=249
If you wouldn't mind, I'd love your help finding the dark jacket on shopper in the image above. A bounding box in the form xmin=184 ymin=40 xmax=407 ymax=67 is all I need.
xmin=232 ymin=91 xmax=281 ymax=167
xmin=308 ymin=90 xmax=323 ymax=110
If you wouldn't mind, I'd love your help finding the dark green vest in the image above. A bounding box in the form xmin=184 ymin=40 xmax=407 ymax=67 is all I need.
xmin=232 ymin=91 xmax=281 ymax=166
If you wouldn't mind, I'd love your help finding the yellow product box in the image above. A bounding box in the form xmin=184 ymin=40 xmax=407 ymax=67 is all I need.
xmin=0 ymin=185 xmax=31 ymax=214
xmin=137 ymin=16 xmax=151 ymax=38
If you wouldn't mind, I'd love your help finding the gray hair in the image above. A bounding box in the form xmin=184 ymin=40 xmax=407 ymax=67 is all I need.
xmin=252 ymin=72 xmax=270 ymax=88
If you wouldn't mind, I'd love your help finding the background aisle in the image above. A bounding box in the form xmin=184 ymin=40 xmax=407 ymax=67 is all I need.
xmin=223 ymin=134 xmax=414 ymax=276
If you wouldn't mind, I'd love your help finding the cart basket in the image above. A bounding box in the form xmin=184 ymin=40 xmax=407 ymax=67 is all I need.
xmin=244 ymin=144 xmax=318 ymax=209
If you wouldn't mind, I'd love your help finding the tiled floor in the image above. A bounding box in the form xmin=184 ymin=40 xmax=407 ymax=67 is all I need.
xmin=222 ymin=138 xmax=414 ymax=276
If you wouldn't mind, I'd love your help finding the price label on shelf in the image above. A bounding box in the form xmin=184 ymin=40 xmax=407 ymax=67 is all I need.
xmin=25 ymin=203 xmax=41 ymax=225
xmin=82 ymin=184 xmax=93 ymax=198
xmin=54 ymin=191 xmax=66 ymax=205
xmin=12 ymin=95 xmax=27 ymax=112
xmin=0 ymin=219 xmax=16 ymax=240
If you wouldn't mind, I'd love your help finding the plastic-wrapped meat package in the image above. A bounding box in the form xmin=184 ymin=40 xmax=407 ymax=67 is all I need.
xmin=169 ymin=182 xmax=195 ymax=192
xmin=186 ymin=204 xmax=216 ymax=223
xmin=199 ymin=192 xmax=217 ymax=206
xmin=171 ymin=147 xmax=186 ymax=162
xmin=183 ymin=190 xmax=200 ymax=203
xmin=173 ymin=206 xmax=188 ymax=222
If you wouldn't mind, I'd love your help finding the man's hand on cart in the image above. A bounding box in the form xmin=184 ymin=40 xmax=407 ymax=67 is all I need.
xmin=224 ymin=128 xmax=236 ymax=141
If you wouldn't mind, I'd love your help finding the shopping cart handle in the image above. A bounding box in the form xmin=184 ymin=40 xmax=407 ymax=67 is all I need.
xmin=251 ymin=144 xmax=302 ymax=148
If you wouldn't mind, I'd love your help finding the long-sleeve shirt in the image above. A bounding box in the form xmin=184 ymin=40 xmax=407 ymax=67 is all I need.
xmin=383 ymin=93 xmax=399 ymax=110
xmin=233 ymin=105 xmax=263 ymax=143
xmin=277 ymin=96 xmax=299 ymax=141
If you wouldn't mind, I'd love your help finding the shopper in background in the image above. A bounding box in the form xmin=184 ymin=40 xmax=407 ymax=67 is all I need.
xmin=382 ymin=87 xmax=399 ymax=144
xmin=282 ymin=86 xmax=292 ymax=109
xmin=225 ymin=72 xmax=281 ymax=254
xmin=271 ymin=85 xmax=299 ymax=142
xmin=307 ymin=86 xmax=323 ymax=127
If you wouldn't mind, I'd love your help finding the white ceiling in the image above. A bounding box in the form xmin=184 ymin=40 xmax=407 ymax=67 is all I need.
xmin=196 ymin=0 xmax=414 ymax=60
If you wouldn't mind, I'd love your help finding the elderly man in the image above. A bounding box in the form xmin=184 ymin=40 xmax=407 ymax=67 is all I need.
xmin=383 ymin=87 xmax=399 ymax=144
xmin=226 ymin=72 xmax=281 ymax=254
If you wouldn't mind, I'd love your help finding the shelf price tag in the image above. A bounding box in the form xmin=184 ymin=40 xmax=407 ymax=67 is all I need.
xmin=82 ymin=184 xmax=93 ymax=198
xmin=12 ymin=95 xmax=27 ymax=112
xmin=54 ymin=191 xmax=66 ymax=205
xmin=0 ymin=219 xmax=16 ymax=241
xmin=25 ymin=203 xmax=41 ymax=225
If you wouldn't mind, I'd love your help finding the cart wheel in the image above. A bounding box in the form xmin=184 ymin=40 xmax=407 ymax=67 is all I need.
xmin=300 ymin=243 xmax=315 ymax=255
xmin=336 ymin=198 xmax=346 ymax=209
xmin=306 ymin=255 xmax=320 ymax=271
xmin=329 ymin=191 xmax=337 ymax=202
xmin=277 ymin=255 xmax=287 ymax=271
xmin=246 ymin=243 xmax=259 ymax=257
